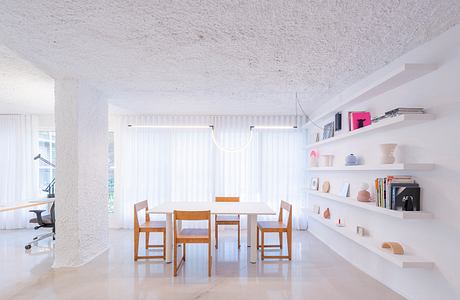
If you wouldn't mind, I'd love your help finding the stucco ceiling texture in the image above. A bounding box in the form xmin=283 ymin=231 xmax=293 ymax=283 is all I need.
xmin=0 ymin=45 xmax=54 ymax=114
xmin=0 ymin=1 xmax=459 ymax=114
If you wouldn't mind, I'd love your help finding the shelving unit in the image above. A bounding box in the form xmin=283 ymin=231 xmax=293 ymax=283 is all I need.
xmin=308 ymin=190 xmax=433 ymax=219
xmin=305 ymin=114 xmax=434 ymax=149
xmin=308 ymin=212 xmax=434 ymax=268
xmin=308 ymin=163 xmax=434 ymax=172
xmin=303 ymin=63 xmax=437 ymax=126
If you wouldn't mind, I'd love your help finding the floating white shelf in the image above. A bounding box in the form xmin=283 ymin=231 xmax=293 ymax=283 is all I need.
xmin=307 ymin=163 xmax=434 ymax=172
xmin=308 ymin=190 xmax=433 ymax=219
xmin=308 ymin=212 xmax=434 ymax=268
xmin=303 ymin=63 xmax=438 ymax=126
xmin=305 ymin=114 xmax=434 ymax=149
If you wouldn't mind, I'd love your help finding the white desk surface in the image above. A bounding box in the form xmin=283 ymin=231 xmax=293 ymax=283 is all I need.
xmin=149 ymin=202 xmax=275 ymax=215
xmin=0 ymin=198 xmax=54 ymax=213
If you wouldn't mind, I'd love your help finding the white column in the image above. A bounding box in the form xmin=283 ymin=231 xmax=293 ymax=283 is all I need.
xmin=53 ymin=79 xmax=109 ymax=267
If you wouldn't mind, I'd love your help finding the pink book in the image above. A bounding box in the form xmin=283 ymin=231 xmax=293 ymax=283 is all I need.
xmin=351 ymin=112 xmax=371 ymax=130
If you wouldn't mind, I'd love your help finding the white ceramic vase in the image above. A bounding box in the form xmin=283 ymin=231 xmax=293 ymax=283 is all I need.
xmin=380 ymin=143 xmax=397 ymax=164
xmin=319 ymin=155 xmax=334 ymax=167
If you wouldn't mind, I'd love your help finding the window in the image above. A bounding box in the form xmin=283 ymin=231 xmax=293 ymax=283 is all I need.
xmin=38 ymin=131 xmax=55 ymax=192
xmin=108 ymin=132 xmax=115 ymax=213
xmin=37 ymin=131 xmax=115 ymax=213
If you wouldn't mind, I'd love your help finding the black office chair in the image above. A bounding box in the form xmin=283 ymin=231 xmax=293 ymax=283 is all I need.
xmin=25 ymin=202 xmax=55 ymax=250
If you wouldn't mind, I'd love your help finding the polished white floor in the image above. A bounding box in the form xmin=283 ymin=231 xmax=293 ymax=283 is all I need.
xmin=0 ymin=229 xmax=403 ymax=300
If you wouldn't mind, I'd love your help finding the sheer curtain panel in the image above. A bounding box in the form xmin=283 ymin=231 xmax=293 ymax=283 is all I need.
xmin=0 ymin=115 xmax=39 ymax=229
xmin=112 ymin=115 xmax=307 ymax=229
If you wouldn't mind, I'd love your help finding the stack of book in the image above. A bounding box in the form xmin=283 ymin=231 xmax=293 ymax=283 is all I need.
xmin=372 ymin=107 xmax=425 ymax=122
xmin=385 ymin=107 xmax=425 ymax=117
xmin=374 ymin=176 xmax=421 ymax=211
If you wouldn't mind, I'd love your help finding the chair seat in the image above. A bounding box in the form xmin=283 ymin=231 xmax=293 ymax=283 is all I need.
xmin=29 ymin=215 xmax=53 ymax=225
xmin=216 ymin=215 xmax=240 ymax=222
xmin=177 ymin=228 xmax=209 ymax=240
xmin=257 ymin=221 xmax=287 ymax=231
xmin=140 ymin=221 xmax=166 ymax=229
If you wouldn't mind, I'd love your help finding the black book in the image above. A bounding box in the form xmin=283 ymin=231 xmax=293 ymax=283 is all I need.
xmin=392 ymin=186 xmax=421 ymax=211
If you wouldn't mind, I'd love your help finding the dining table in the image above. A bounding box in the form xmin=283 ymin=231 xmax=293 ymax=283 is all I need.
xmin=148 ymin=201 xmax=276 ymax=263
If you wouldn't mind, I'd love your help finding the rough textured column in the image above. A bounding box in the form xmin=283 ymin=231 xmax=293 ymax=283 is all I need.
xmin=53 ymin=79 xmax=108 ymax=267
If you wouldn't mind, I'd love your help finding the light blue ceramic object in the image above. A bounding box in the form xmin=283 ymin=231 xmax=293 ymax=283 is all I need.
xmin=345 ymin=154 xmax=358 ymax=166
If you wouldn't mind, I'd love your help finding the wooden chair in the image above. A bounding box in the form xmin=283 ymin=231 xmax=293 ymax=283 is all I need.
xmin=215 ymin=196 xmax=240 ymax=249
xmin=174 ymin=210 xmax=212 ymax=277
xmin=134 ymin=200 xmax=166 ymax=261
xmin=257 ymin=200 xmax=292 ymax=260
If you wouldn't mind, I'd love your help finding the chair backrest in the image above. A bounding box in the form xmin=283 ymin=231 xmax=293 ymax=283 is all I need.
xmin=278 ymin=200 xmax=292 ymax=229
xmin=174 ymin=210 xmax=211 ymax=237
xmin=134 ymin=200 xmax=150 ymax=229
xmin=50 ymin=202 xmax=55 ymax=224
xmin=215 ymin=196 xmax=240 ymax=202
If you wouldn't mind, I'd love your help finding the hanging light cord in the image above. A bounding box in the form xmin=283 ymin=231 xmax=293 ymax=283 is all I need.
xmin=210 ymin=125 xmax=254 ymax=153
xmin=295 ymin=92 xmax=323 ymax=130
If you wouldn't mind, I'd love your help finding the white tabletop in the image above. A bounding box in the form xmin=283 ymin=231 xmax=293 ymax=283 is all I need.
xmin=149 ymin=202 xmax=275 ymax=215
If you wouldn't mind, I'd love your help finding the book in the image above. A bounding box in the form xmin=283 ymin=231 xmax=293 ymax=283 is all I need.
xmin=375 ymin=176 xmax=420 ymax=210
xmin=392 ymin=186 xmax=421 ymax=211
xmin=350 ymin=112 xmax=371 ymax=130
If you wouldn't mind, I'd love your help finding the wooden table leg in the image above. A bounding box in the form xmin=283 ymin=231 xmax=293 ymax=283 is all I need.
xmin=248 ymin=214 xmax=257 ymax=263
xmin=165 ymin=213 xmax=173 ymax=263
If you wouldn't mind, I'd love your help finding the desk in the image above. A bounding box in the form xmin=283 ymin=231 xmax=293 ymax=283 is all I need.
xmin=0 ymin=198 xmax=54 ymax=213
xmin=149 ymin=202 xmax=275 ymax=263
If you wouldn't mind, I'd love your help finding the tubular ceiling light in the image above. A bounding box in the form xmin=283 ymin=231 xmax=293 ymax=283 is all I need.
xmin=252 ymin=125 xmax=297 ymax=129
xmin=127 ymin=124 xmax=210 ymax=129
xmin=128 ymin=124 xmax=297 ymax=153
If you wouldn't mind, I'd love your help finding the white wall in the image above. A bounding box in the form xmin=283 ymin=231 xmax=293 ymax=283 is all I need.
xmin=306 ymin=26 xmax=460 ymax=299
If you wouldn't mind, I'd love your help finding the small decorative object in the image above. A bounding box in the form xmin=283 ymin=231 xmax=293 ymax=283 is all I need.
xmin=309 ymin=150 xmax=319 ymax=167
xmin=349 ymin=111 xmax=371 ymax=130
xmin=322 ymin=181 xmax=330 ymax=193
xmin=340 ymin=183 xmax=350 ymax=197
xmin=312 ymin=205 xmax=320 ymax=214
xmin=323 ymin=208 xmax=330 ymax=219
xmin=380 ymin=143 xmax=397 ymax=164
xmin=319 ymin=154 xmax=334 ymax=167
xmin=356 ymin=226 xmax=366 ymax=236
xmin=311 ymin=177 xmax=319 ymax=190
xmin=381 ymin=242 xmax=404 ymax=255
xmin=335 ymin=112 xmax=342 ymax=131
xmin=322 ymin=122 xmax=335 ymax=139
xmin=335 ymin=218 xmax=345 ymax=227
xmin=315 ymin=132 xmax=320 ymax=142
xmin=345 ymin=154 xmax=359 ymax=166
xmin=357 ymin=183 xmax=371 ymax=202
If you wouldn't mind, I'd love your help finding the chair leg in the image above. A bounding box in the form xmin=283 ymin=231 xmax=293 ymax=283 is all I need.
xmin=134 ymin=230 xmax=139 ymax=261
xmin=238 ymin=222 xmax=241 ymax=249
xmin=287 ymin=229 xmax=292 ymax=260
xmin=279 ymin=232 xmax=283 ymax=249
xmin=163 ymin=231 xmax=166 ymax=259
xmin=208 ymin=241 xmax=212 ymax=277
xmin=145 ymin=232 xmax=150 ymax=249
xmin=183 ymin=243 xmax=186 ymax=261
xmin=174 ymin=242 xmax=178 ymax=276
xmin=257 ymin=227 xmax=259 ymax=249
xmin=261 ymin=231 xmax=265 ymax=260
xmin=215 ymin=222 xmax=218 ymax=249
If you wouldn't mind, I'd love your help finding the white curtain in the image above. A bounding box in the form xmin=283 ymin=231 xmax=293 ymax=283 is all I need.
xmin=0 ymin=115 xmax=39 ymax=229
xmin=112 ymin=115 xmax=307 ymax=229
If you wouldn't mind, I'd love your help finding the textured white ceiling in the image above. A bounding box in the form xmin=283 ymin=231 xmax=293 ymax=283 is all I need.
xmin=0 ymin=1 xmax=459 ymax=114
xmin=0 ymin=45 xmax=54 ymax=114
